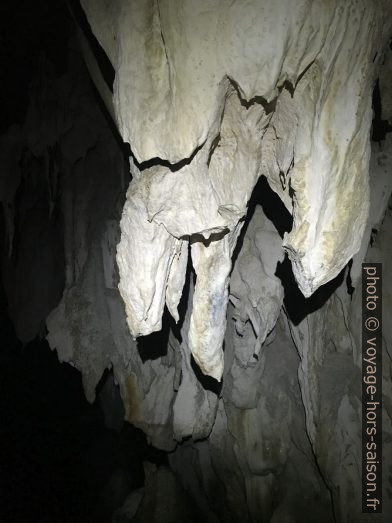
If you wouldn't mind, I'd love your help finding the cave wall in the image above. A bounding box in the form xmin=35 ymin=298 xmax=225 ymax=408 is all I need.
xmin=0 ymin=1 xmax=392 ymax=522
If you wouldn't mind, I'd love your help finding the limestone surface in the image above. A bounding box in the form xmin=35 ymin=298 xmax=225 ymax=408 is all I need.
xmin=83 ymin=0 xmax=392 ymax=381
xmin=1 ymin=3 xmax=392 ymax=523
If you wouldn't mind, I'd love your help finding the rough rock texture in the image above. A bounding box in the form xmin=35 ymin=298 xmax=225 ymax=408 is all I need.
xmin=80 ymin=2 xmax=392 ymax=520
xmin=81 ymin=0 xmax=392 ymax=381
xmin=128 ymin=462 xmax=203 ymax=523
xmin=1 ymin=2 xmax=392 ymax=523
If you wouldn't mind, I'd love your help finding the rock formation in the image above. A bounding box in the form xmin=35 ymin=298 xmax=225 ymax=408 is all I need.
xmin=1 ymin=1 xmax=392 ymax=521
xmin=81 ymin=0 xmax=392 ymax=382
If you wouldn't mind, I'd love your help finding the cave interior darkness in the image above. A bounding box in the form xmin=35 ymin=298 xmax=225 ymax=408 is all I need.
xmin=0 ymin=2 xmax=165 ymax=521
xmin=0 ymin=1 xmax=391 ymax=523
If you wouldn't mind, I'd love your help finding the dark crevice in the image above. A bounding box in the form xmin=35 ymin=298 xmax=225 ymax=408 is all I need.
xmin=228 ymin=76 xmax=277 ymax=113
xmin=133 ymin=139 xmax=206 ymax=173
xmin=88 ymin=73 xmax=131 ymax=170
xmin=231 ymin=175 xmax=293 ymax=275
xmin=371 ymin=79 xmax=392 ymax=142
xmin=282 ymin=79 xmax=295 ymax=97
xmin=257 ymin=176 xmax=293 ymax=237
xmin=190 ymin=354 xmax=222 ymax=396
xmin=294 ymin=60 xmax=315 ymax=89
xmin=136 ymin=308 xmax=172 ymax=361
xmin=277 ymin=257 xmax=346 ymax=326
xmin=228 ymin=59 xmax=314 ymax=117
xmin=369 ymin=227 xmax=379 ymax=247
xmin=169 ymin=249 xmax=193 ymax=345
xmin=207 ymin=132 xmax=221 ymax=167
xmin=67 ymin=0 xmax=115 ymax=92
xmin=190 ymin=229 xmax=229 ymax=247
xmin=346 ymin=259 xmax=355 ymax=298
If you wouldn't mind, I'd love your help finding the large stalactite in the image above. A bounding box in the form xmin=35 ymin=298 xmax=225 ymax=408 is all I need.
xmin=1 ymin=1 xmax=392 ymax=522
xmin=81 ymin=0 xmax=392 ymax=382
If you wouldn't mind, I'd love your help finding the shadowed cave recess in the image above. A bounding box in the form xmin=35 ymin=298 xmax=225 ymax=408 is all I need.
xmin=0 ymin=1 xmax=392 ymax=522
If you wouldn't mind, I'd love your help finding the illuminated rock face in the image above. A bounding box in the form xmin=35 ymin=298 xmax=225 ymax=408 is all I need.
xmin=52 ymin=4 xmax=391 ymax=520
xmin=0 ymin=2 xmax=390 ymax=521
xmin=82 ymin=0 xmax=391 ymax=381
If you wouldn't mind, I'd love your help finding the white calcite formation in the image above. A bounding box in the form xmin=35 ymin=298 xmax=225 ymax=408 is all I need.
xmin=81 ymin=0 xmax=392 ymax=381
xmin=2 ymin=3 xmax=392 ymax=523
